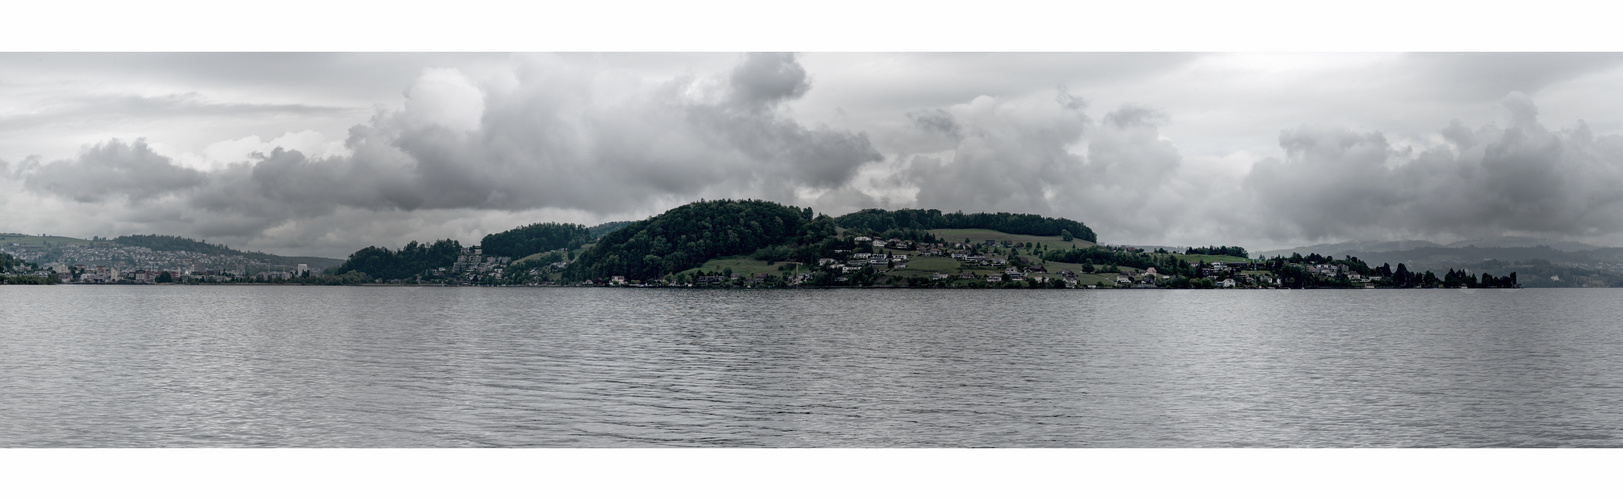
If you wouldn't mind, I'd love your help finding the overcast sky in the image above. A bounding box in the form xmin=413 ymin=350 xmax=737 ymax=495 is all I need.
xmin=4 ymin=51 xmax=1623 ymax=257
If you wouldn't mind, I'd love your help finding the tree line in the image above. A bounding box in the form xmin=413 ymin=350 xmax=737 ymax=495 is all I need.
xmin=479 ymin=222 xmax=592 ymax=259
xmin=328 ymin=239 xmax=464 ymax=281
xmin=833 ymin=208 xmax=1097 ymax=242
xmin=1185 ymin=245 xmax=1248 ymax=258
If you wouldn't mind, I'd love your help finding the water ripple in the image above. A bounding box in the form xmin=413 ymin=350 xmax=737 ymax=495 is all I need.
xmin=3 ymin=287 xmax=1623 ymax=447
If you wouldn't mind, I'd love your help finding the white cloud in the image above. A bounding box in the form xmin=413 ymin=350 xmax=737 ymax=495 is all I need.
xmin=404 ymin=68 xmax=486 ymax=133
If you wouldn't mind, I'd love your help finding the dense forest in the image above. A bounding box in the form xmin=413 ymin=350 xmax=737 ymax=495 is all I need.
xmin=479 ymin=222 xmax=592 ymax=259
xmin=565 ymin=199 xmax=815 ymax=281
xmin=833 ymin=208 xmax=1096 ymax=242
xmin=328 ymin=239 xmax=464 ymax=281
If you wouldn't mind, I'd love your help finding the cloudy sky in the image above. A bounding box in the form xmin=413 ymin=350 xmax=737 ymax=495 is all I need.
xmin=4 ymin=50 xmax=1623 ymax=257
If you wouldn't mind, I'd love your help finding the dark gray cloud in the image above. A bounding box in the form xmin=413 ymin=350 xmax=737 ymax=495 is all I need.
xmin=729 ymin=53 xmax=812 ymax=106
xmin=908 ymin=108 xmax=961 ymax=140
xmin=1245 ymin=93 xmax=1623 ymax=242
xmin=1103 ymin=104 xmax=1167 ymax=129
xmin=20 ymin=138 xmax=205 ymax=203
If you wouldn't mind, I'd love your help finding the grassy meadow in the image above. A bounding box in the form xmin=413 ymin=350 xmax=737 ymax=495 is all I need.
xmin=0 ymin=233 xmax=93 ymax=246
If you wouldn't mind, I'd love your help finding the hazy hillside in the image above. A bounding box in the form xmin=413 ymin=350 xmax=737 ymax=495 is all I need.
xmin=1255 ymin=240 xmax=1443 ymax=258
xmin=111 ymin=234 xmax=343 ymax=269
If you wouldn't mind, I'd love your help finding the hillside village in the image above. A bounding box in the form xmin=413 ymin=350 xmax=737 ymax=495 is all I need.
xmin=1 ymin=234 xmax=326 ymax=284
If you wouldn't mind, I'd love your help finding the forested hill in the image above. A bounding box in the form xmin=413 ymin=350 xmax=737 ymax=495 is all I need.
xmin=112 ymin=234 xmax=241 ymax=255
xmin=111 ymin=234 xmax=342 ymax=268
xmin=479 ymin=222 xmax=592 ymax=258
xmin=833 ymin=209 xmax=1096 ymax=242
xmin=330 ymin=239 xmax=463 ymax=281
xmin=565 ymin=200 xmax=816 ymax=281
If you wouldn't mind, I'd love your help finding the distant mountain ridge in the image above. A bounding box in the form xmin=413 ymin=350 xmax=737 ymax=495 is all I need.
xmin=1259 ymin=237 xmax=1601 ymax=258
xmin=1442 ymin=236 xmax=1599 ymax=252
xmin=1254 ymin=238 xmax=1623 ymax=288
xmin=1255 ymin=240 xmax=1443 ymax=258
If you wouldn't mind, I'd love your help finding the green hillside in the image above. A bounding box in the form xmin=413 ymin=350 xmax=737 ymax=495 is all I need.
xmin=0 ymin=233 xmax=94 ymax=246
xmin=566 ymin=199 xmax=817 ymax=281
xmin=479 ymin=222 xmax=591 ymax=258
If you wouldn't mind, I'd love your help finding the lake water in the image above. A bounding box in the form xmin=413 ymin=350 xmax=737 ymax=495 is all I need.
xmin=2 ymin=286 xmax=1621 ymax=447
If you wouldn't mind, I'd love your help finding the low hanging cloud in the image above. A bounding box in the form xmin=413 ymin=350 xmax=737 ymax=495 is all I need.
xmin=18 ymin=139 xmax=206 ymax=203
xmin=1245 ymin=92 xmax=1623 ymax=243
xmin=890 ymin=89 xmax=1222 ymax=245
xmin=10 ymin=53 xmax=883 ymax=250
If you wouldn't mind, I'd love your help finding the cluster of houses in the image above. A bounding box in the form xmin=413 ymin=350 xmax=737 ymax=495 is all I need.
xmin=438 ymin=247 xmax=513 ymax=283
xmin=3 ymin=240 xmax=313 ymax=284
xmin=818 ymin=251 xmax=911 ymax=274
xmin=44 ymin=263 xmax=314 ymax=284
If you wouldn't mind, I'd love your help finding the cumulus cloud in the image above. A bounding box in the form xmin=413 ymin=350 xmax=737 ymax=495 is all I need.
xmin=7 ymin=53 xmax=882 ymax=253
xmin=900 ymin=90 xmax=1090 ymax=214
xmin=887 ymin=89 xmax=1220 ymax=245
xmin=19 ymin=138 xmax=205 ymax=203
xmin=1245 ymin=92 xmax=1623 ymax=242
xmin=728 ymin=52 xmax=812 ymax=106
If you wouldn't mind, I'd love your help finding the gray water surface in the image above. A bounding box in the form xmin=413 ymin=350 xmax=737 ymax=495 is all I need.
xmin=3 ymin=286 xmax=1620 ymax=447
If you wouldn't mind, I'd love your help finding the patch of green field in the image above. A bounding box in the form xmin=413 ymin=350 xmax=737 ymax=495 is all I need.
xmin=678 ymin=255 xmax=806 ymax=277
xmin=1037 ymin=261 xmax=1086 ymax=273
xmin=0 ymin=233 xmax=93 ymax=246
xmin=900 ymin=256 xmax=961 ymax=273
xmin=1078 ymin=273 xmax=1121 ymax=286
xmin=927 ymin=228 xmax=1095 ymax=248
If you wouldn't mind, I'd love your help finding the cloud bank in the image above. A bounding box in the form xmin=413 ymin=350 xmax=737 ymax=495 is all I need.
xmin=1246 ymin=92 xmax=1623 ymax=243
xmin=6 ymin=53 xmax=1623 ymax=256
